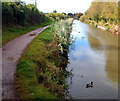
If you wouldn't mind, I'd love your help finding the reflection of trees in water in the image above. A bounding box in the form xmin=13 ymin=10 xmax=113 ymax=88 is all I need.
xmin=103 ymin=35 xmax=118 ymax=84
xmin=105 ymin=46 xmax=118 ymax=83
xmin=88 ymin=33 xmax=118 ymax=84
xmin=88 ymin=33 xmax=102 ymax=51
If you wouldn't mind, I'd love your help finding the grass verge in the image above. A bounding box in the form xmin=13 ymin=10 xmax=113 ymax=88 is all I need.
xmin=16 ymin=26 xmax=70 ymax=99
xmin=2 ymin=22 xmax=52 ymax=45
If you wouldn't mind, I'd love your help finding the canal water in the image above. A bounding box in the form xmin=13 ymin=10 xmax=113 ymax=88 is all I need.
xmin=66 ymin=20 xmax=118 ymax=99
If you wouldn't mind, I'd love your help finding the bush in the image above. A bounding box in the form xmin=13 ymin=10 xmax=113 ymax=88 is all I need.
xmin=80 ymin=15 xmax=86 ymax=22
xmin=2 ymin=2 xmax=52 ymax=26
xmin=48 ymin=13 xmax=69 ymax=21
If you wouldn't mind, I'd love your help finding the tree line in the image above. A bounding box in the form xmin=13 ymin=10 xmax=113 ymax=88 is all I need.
xmin=48 ymin=11 xmax=83 ymax=21
xmin=2 ymin=1 xmax=84 ymax=27
xmin=2 ymin=2 xmax=53 ymax=26
xmin=80 ymin=1 xmax=118 ymax=24
xmin=2 ymin=2 xmax=71 ymax=27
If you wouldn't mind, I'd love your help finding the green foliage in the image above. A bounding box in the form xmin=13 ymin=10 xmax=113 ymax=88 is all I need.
xmin=80 ymin=2 xmax=118 ymax=24
xmin=52 ymin=20 xmax=72 ymax=53
xmin=74 ymin=13 xmax=83 ymax=19
xmin=118 ymin=1 xmax=120 ymax=22
xmin=16 ymin=60 xmax=57 ymax=99
xmin=80 ymin=15 xmax=86 ymax=22
xmin=48 ymin=12 xmax=69 ymax=21
xmin=2 ymin=2 xmax=52 ymax=26
xmin=16 ymin=27 xmax=58 ymax=99
xmin=68 ymin=13 xmax=74 ymax=18
xmin=105 ymin=25 xmax=110 ymax=30
xmin=53 ymin=10 xmax=57 ymax=13
xmin=16 ymin=21 xmax=72 ymax=99
xmin=2 ymin=22 xmax=52 ymax=45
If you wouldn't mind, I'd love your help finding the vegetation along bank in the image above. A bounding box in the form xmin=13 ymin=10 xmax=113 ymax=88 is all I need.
xmin=2 ymin=2 xmax=51 ymax=44
xmin=2 ymin=2 xmax=69 ymax=45
xmin=80 ymin=1 xmax=119 ymax=35
xmin=16 ymin=19 xmax=73 ymax=99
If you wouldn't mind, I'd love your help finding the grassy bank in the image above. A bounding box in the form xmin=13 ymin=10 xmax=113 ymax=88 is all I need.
xmin=81 ymin=20 xmax=119 ymax=34
xmin=2 ymin=22 xmax=52 ymax=45
xmin=82 ymin=20 xmax=109 ymax=29
xmin=16 ymin=20 xmax=72 ymax=99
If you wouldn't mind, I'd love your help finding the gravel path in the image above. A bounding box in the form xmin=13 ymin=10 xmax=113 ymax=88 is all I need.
xmin=2 ymin=25 xmax=50 ymax=99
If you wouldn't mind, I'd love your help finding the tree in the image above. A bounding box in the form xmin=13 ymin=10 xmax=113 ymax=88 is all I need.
xmin=2 ymin=2 xmax=52 ymax=26
xmin=68 ymin=13 xmax=74 ymax=18
xmin=81 ymin=2 xmax=118 ymax=23
xmin=53 ymin=10 xmax=57 ymax=13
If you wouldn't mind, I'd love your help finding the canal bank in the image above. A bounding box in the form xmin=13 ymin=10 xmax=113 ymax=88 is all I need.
xmin=81 ymin=20 xmax=119 ymax=35
xmin=15 ymin=19 xmax=73 ymax=99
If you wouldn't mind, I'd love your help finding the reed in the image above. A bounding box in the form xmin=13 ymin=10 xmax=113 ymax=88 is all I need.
xmin=52 ymin=19 xmax=73 ymax=53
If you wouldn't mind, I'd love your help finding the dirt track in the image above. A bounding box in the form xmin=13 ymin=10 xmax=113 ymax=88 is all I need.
xmin=2 ymin=25 xmax=50 ymax=99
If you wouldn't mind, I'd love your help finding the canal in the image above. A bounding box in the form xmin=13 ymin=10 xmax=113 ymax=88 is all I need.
xmin=66 ymin=20 xmax=118 ymax=99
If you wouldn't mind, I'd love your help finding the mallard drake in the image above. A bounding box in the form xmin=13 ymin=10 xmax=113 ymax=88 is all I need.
xmin=86 ymin=82 xmax=93 ymax=88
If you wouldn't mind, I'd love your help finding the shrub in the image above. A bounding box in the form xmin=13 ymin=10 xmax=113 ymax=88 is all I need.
xmin=2 ymin=2 xmax=52 ymax=26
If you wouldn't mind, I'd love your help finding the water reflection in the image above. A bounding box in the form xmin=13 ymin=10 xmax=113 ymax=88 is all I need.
xmin=88 ymin=33 xmax=102 ymax=51
xmin=66 ymin=20 xmax=118 ymax=99
xmin=88 ymin=25 xmax=118 ymax=84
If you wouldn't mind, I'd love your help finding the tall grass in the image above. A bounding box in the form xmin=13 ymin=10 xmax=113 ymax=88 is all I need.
xmin=52 ymin=19 xmax=72 ymax=53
